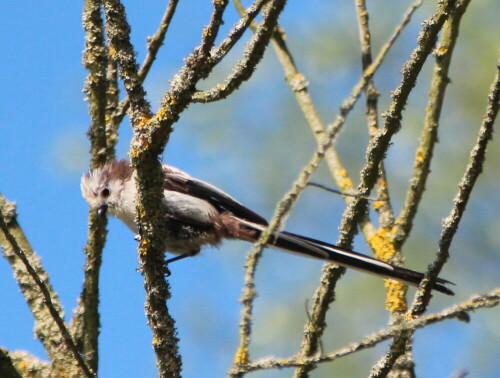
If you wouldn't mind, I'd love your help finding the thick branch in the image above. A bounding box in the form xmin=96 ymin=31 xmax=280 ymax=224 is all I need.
xmin=0 ymin=197 xmax=94 ymax=378
xmin=103 ymin=0 xmax=153 ymax=124
xmin=0 ymin=349 xmax=22 ymax=378
xmin=74 ymin=1 xmax=112 ymax=372
xmin=102 ymin=1 xmax=182 ymax=376
xmin=112 ymin=0 xmax=179 ymax=127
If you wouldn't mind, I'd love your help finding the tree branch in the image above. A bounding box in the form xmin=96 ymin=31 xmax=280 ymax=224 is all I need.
xmin=231 ymin=7 xmax=406 ymax=369
xmin=73 ymin=1 xmax=113 ymax=372
xmin=191 ymin=0 xmax=287 ymax=103
xmin=103 ymin=0 xmax=153 ymax=124
xmin=102 ymin=1 xmax=182 ymax=376
xmin=0 ymin=348 xmax=22 ymax=378
xmin=411 ymin=61 xmax=499 ymax=316
xmin=372 ymin=9 xmax=497 ymax=378
xmin=112 ymin=0 xmax=180 ymax=127
xmin=0 ymin=197 xmax=94 ymax=378
xmin=209 ymin=0 xmax=270 ymax=66
xmin=395 ymin=0 xmax=471 ymax=251
xmin=355 ymin=0 xmax=398 ymax=230
xmin=228 ymin=289 xmax=500 ymax=374
xmin=294 ymin=1 xmax=435 ymax=374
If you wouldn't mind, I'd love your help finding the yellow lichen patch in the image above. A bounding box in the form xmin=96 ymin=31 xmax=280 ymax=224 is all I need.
xmin=372 ymin=200 xmax=385 ymax=211
xmin=129 ymin=146 xmax=141 ymax=159
xmin=294 ymin=73 xmax=304 ymax=81
xmin=405 ymin=310 xmax=417 ymax=321
xmin=335 ymin=169 xmax=354 ymax=189
xmin=277 ymin=27 xmax=287 ymax=40
xmin=162 ymin=94 xmax=177 ymax=108
xmin=136 ymin=205 xmax=147 ymax=219
xmin=367 ymin=226 xmax=398 ymax=261
xmin=435 ymin=46 xmax=448 ymax=56
xmin=336 ymin=168 xmax=348 ymax=177
xmin=369 ymin=124 xmax=379 ymax=135
xmin=415 ymin=148 xmax=426 ymax=165
xmin=368 ymin=228 xmax=408 ymax=312
xmin=136 ymin=115 xmax=152 ymax=128
xmin=129 ymin=135 xmax=151 ymax=157
xmin=233 ymin=346 xmax=249 ymax=365
xmin=155 ymin=106 xmax=170 ymax=122
xmin=384 ymin=279 xmax=407 ymax=312
xmin=339 ymin=177 xmax=354 ymax=189
xmin=377 ymin=176 xmax=389 ymax=191
xmin=15 ymin=360 xmax=27 ymax=371
xmin=138 ymin=241 xmax=150 ymax=256
xmin=137 ymin=222 xmax=151 ymax=256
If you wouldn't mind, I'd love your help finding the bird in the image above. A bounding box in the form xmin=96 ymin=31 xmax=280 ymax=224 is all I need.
xmin=81 ymin=159 xmax=454 ymax=295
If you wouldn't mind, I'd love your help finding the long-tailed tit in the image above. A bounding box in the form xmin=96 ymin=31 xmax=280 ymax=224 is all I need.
xmin=81 ymin=160 xmax=453 ymax=295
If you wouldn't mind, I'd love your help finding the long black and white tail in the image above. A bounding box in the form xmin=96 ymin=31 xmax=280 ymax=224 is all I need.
xmin=241 ymin=221 xmax=454 ymax=295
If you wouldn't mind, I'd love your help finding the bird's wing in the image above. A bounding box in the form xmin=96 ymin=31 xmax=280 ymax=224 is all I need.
xmin=162 ymin=164 xmax=268 ymax=225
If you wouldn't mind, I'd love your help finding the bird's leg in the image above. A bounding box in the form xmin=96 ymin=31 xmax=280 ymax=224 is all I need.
xmin=165 ymin=253 xmax=193 ymax=264
xmin=162 ymin=248 xmax=201 ymax=276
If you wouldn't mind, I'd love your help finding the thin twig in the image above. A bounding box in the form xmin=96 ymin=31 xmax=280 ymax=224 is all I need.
xmin=191 ymin=0 xmax=286 ymax=103
xmin=0 ymin=199 xmax=95 ymax=378
xmin=307 ymin=182 xmax=384 ymax=201
xmin=209 ymin=0 xmax=270 ymax=66
xmin=228 ymin=289 xmax=500 ymax=374
xmin=355 ymin=0 xmax=397 ymax=229
xmin=83 ymin=0 xmax=111 ymax=168
xmin=354 ymin=1 xmax=402 ymax=316
xmin=355 ymin=2 xmax=420 ymax=375
xmin=198 ymin=0 xmax=229 ymax=60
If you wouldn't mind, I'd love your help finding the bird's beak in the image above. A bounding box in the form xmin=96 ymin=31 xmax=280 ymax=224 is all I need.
xmin=97 ymin=205 xmax=108 ymax=217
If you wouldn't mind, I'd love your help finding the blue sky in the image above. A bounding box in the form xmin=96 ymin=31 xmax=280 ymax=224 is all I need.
xmin=1 ymin=1 xmax=499 ymax=377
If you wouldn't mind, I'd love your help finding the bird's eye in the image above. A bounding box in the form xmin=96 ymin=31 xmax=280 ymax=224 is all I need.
xmin=100 ymin=187 xmax=110 ymax=198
